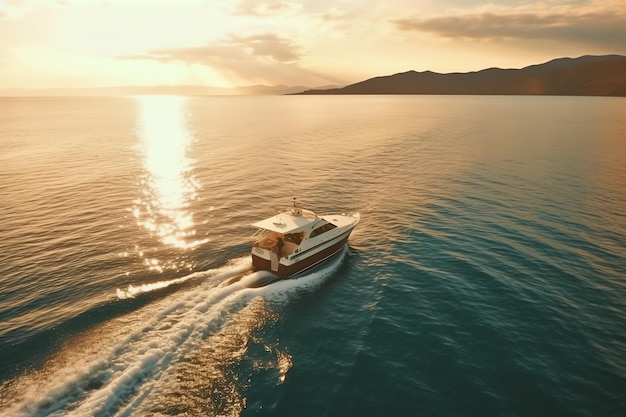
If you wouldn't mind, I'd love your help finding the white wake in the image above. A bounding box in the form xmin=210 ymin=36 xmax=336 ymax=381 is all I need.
xmin=0 ymin=247 xmax=348 ymax=417
xmin=115 ymin=256 xmax=252 ymax=299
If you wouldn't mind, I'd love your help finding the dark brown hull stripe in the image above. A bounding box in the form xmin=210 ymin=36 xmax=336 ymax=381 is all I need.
xmin=252 ymin=231 xmax=352 ymax=278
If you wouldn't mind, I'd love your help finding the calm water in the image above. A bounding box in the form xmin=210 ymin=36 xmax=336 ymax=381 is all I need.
xmin=0 ymin=95 xmax=625 ymax=417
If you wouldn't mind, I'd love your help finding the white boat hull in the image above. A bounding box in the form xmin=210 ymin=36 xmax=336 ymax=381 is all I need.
xmin=251 ymin=217 xmax=358 ymax=278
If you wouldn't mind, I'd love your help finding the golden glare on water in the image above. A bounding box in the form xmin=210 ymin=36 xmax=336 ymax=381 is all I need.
xmin=133 ymin=96 xmax=207 ymax=251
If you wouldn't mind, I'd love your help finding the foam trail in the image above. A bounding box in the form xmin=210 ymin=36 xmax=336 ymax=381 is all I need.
xmin=262 ymin=245 xmax=349 ymax=304
xmin=238 ymin=270 xmax=282 ymax=288
xmin=3 ymin=257 xmax=257 ymax=417
xmin=1 ymin=248 xmax=350 ymax=417
xmin=67 ymin=294 xmax=251 ymax=417
xmin=116 ymin=256 xmax=251 ymax=299
xmin=5 ymin=289 xmax=255 ymax=417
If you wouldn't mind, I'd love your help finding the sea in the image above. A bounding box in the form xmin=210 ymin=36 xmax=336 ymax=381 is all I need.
xmin=0 ymin=95 xmax=625 ymax=417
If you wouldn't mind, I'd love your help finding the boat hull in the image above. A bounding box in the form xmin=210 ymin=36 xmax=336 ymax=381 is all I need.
xmin=251 ymin=228 xmax=353 ymax=279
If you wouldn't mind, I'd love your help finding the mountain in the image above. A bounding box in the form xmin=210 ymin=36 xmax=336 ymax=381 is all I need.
xmin=0 ymin=84 xmax=336 ymax=97
xmin=294 ymin=55 xmax=626 ymax=96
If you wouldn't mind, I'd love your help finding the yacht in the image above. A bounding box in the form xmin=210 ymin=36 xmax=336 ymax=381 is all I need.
xmin=251 ymin=199 xmax=359 ymax=278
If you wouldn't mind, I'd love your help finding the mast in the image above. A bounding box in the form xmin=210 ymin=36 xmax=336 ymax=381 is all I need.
xmin=291 ymin=196 xmax=303 ymax=216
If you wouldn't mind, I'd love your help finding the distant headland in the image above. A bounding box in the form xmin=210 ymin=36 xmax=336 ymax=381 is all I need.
xmin=3 ymin=55 xmax=625 ymax=97
xmin=0 ymin=85 xmax=319 ymax=97
xmin=293 ymin=55 xmax=626 ymax=97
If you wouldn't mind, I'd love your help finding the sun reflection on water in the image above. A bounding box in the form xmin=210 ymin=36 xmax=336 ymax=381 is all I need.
xmin=133 ymin=96 xmax=207 ymax=252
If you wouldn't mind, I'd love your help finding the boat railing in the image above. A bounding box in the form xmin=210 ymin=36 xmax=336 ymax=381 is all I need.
xmin=324 ymin=212 xmax=360 ymax=221
xmin=250 ymin=228 xmax=269 ymax=243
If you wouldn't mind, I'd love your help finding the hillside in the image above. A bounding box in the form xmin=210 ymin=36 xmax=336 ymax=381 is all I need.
xmin=0 ymin=84 xmax=336 ymax=97
xmin=294 ymin=55 xmax=626 ymax=96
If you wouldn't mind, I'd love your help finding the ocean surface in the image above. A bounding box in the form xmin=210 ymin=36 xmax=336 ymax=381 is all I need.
xmin=0 ymin=95 xmax=625 ymax=417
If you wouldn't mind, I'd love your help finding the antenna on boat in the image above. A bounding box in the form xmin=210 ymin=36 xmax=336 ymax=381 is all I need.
xmin=291 ymin=189 xmax=303 ymax=216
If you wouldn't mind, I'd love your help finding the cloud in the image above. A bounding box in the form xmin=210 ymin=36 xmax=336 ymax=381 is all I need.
xmin=0 ymin=0 xmax=48 ymax=19
xmin=392 ymin=3 xmax=626 ymax=48
xmin=124 ymin=33 xmax=300 ymax=64
xmin=318 ymin=7 xmax=353 ymax=22
xmin=238 ymin=33 xmax=300 ymax=62
xmin=120 ymin=33 xmax=337 ymax=86
xmin=234 ymin=0 xmax=296 ymax=16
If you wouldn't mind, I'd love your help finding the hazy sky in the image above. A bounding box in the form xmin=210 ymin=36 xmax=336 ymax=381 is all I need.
xmin=1 ymin=0 xmax=625 ymax=88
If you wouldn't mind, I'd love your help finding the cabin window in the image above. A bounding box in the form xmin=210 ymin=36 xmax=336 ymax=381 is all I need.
xmin=284 ymin=232 xmax=305 ymax=245
xmin=310 ymin=222 xmax=337 ymax=238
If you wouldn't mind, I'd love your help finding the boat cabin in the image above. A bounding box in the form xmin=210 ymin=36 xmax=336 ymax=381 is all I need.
xmin=250 ymin=198 xmax=358 ymax=278
xmin=251 ymin=207 xmax=338 ymax=258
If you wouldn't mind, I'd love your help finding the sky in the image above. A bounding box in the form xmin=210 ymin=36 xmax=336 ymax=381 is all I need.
xmin=1 ymin=0 xmax=625 ymax=89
